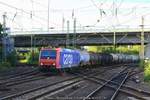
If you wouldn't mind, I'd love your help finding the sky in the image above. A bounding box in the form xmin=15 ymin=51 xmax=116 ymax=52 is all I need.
xmin=0 ymin=0 xmax=150 ymax=34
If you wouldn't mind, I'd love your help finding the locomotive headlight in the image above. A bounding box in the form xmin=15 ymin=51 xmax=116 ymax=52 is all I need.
xmin=53 ymin=63 xmax=55 ymax=66
xmin=41 ymin=63 xmax=43 ymax=65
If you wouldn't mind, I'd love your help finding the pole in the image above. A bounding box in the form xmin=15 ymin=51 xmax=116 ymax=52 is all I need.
xmin=3 ymin=12 xmax=6 ymax=35
xmin=62 ymin=14 xmax=65 ymax=32
xmin=31 ymin=35 xmax=33 ymax=62
xmin=0 ymin=23 xmax=2 ymax=63
xmin=2 ymin=12 xmax=7 ymax=62
xmin=33 ymin=36 xmax=36 ymax=61
xmin=73 ymin=18 xmax=76 ymax=48
xmin=140 ymin=16 xmax=144 ymax=60
xmin=66 ymin=20 xmax=69 ymax=48
xmin=113 ymin=31 xmax=116 ymax=50
xmin=47 ymin=0 xmax=50 ymax=32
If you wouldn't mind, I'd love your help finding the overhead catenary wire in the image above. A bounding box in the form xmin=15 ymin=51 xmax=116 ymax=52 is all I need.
xmin=117 ymin=0 xmax=125 ymax=9
xmin=6 ymin=16 xmax=24 ymax=30
xmin=32 ymin=0 xmax=96 ymax=11
xmin=90 ymin=0 xmax=108 ymax=18
xmin=1 ymin=10 xmax=48 ymax=29
xmin=63 ymin=4 xmax=150 ymax=32
xmin=1 ymin=0 xmax=150 ymax=33
xmin=0 ymin=1 xmax=61 ymax=27
xmin=101 ymin=1 xmax=150 ymax=30
xmin=0 ymin=0 xmax=121 ymax=31
xmin=114 ymin=10 xmax=150 ymax=27
xmin=31 ymin=0 xmax=46 ymax=8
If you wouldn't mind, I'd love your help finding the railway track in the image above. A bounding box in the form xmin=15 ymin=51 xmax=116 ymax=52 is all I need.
xmin=42 ymin=65 xmax=149 ymax=100
xmin=0 ymin=64 xmax=146 ymax=100
xmin=0 ymin=76 xmax=79 ymax=100
xmin=72 ymin=67 xmax=150 ymax=100
xmin=0 ymin=72 xmax=46 ymax=88
xmin=28 ymin=66 xmax=121 ymax=100
xmin=30 ymin=66 xmax=129 ymax=100
xmin=0 ymin=76 xmax=88 ymax=99
xmin=0 ymin=68 xmax=43 ymax=91
xmin=0 ymin=68 xmax=38 ymax=81
xmin=83 ymin=67 xmax=129 ymax=100
xmin=86 ymin=72 xmax=150 ymax=98
xmin=0 ymin=65 xmax=119 ymax=100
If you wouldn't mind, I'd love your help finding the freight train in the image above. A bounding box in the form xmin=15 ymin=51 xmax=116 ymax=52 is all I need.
xmin=39 ymin=47 xmax=140 ymax=70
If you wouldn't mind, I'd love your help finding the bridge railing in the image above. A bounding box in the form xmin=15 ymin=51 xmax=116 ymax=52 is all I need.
xmin=9 ymin=27 xmax=150 ymax=35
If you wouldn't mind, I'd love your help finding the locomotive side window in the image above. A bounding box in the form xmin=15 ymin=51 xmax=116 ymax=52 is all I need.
xmin=40 ymin=50 xmax=56 ymax=59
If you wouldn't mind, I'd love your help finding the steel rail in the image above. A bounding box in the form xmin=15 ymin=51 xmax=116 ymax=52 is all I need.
xmin=0 ymin=67 xmax=103 ymax=100
xmin=83 ymin=68 xmax=128 ymax=100
xmin=0 ymin=73 xmax=45 ymax=86
xmin=28 ymin=68 xmax=109 ymax=100
xmin=75 ymin=70 xmax=147 ymax=100
xmin=89 ymin=74 xmax=150 ymax=97
xmin=0 ymin=69 xmax=39 ymax=80
xmin=0 ymin=77 xmax=80 ymax=100
xmin=110 ymin=72 xmax=129 ymax=100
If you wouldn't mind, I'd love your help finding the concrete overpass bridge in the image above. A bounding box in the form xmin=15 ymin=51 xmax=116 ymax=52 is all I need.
xmin=10 ymin=28 xmax=150 ymax=47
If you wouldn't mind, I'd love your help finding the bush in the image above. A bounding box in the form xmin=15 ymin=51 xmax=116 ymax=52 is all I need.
xmin=6 ymin=51 xmax=17 ymax=66
xmin=0 ymin=46 xmax=3 ymax=62
xmin=0 ymin=61 xmax=11 ymax=71
xmin=139 ymin=60 xmax=145 ymax=69
xmin=0 ymin=50 xmax=17 ymax=67
xmin=0 ymin=61 xmax=11 ymax=67
xmin=28 ymin=52 xmax=39 ymax=65
xmin=144 ymin=60 xmax=150 ymax=81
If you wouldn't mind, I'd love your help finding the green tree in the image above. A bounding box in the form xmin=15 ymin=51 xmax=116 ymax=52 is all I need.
xmin=7 ymin=51 xmax=17 ymax=66
xmin=28 ymin=52 xmax=39 ymax=65
xmin=0 ymin=23 xmax=2 ymax=62
xmin=0 ymin=23 xmax=3 ymax=35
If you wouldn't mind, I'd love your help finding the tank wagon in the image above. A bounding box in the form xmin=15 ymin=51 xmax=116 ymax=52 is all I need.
xmin=39 ymin=47 xmax=140 ymax=70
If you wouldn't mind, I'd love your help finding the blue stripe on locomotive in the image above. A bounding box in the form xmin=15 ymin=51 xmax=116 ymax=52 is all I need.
xmin=59 ymin=49 xmax=80 ymax=68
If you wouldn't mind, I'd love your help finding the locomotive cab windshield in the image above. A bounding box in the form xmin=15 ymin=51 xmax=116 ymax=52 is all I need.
xmin=39 ymin=49 xmax=57 ymax=67
xmin=40 ymin=50 xmax=56 ymax=59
